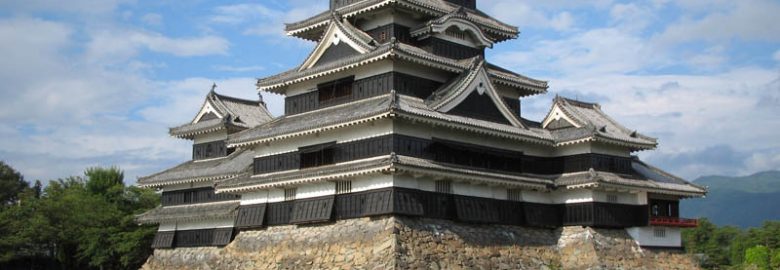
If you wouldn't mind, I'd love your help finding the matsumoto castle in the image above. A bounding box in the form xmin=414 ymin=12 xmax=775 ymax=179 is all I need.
xmin=137 ymin=0 xmax=706 ymax=254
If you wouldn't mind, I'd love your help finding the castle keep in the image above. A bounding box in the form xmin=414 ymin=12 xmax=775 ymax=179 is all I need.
xmin=137 ymin=0 xmax=706 ymax=268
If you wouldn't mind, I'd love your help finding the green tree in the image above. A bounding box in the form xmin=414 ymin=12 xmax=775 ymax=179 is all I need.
xmin=744 ymin=245 xmax=770 ymax=270
xmin=770 ymin=249 xmax=780 ymax=270
xmin=0 ymin=161 xmax=29 ymax=206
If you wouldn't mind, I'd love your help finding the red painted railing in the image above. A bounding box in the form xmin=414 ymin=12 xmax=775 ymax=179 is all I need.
xmin=650 ymin=217 xmax=698 ymax=227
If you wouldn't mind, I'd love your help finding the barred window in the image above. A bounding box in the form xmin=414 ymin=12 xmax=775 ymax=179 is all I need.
xmin=507 ymin=189 xmax=522 ymax=201
xmin=435 ymin=180 xmax=452 ymax=194
xmin=607 ymin=194 xmax=619 ymax=203
xmin=335 ymin=181 xmax=352 ymax=194
xmin=654 ymin=228 xmax=666 ymax=238
xmin=284 ymin=188 xmax=297 ymax=201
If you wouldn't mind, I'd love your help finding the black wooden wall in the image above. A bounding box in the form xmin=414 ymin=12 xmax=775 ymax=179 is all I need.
xmin=449 ymin=91 xmax=513 ymax=124
xmin=365 ymin=24 xmax=412 ymax=44
xmin=193 ymin=140 xmax=229 ymax=160
xmin=161 ymin=187 xmax=240 ymax=206
xmin=284 ymin=72 xmax=442 ymax=115
xmin=253 ymin=134 xmax=635 ymax=176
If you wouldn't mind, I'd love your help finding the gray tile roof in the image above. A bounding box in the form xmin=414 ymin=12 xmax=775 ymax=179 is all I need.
xmin=216 ymin=154 xmax=553 ymax=193
xmin=547 ymin=96 xmax=657 ymax=149
xmin=217 ymin=156 xmax=393 ymax=192
xmin=227 ymin=94 xmax=394 ymax=147
xmin=135 ymin=200 xmax=239 ymax=224
xmin=169 ymin=90 xmax=274 ymax=139
xmin=137 ymin=149 xmax=255 ymax=188
xmin=554 ymin=161 xmax=706 ymax=196
xmin=285 ymin=0 xmax=518 ymax=42
xmin=486 ymin=63 xmax=548 ymax=94
xmin=257 ymin=41 xmax=472 ymax=92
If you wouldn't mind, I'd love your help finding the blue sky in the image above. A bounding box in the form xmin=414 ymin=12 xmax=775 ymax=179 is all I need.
xmin=0 ymin=0 xmax=778 ymax=184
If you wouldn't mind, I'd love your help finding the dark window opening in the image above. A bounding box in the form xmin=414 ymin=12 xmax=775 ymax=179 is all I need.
xmin=649 ymin=199 xmax=679 ymax=218
xmin=318 ymin=77 xmax=354 ymax=105
xmin=299 ymin=142 xmax=337 ymax=169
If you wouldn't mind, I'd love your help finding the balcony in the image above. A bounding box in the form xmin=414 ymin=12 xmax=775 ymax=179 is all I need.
xmin=649 ymin=217 xmax=699 ymax=228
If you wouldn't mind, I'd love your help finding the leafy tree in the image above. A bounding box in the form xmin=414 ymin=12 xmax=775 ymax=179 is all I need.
xmin=0 ymin=161 xmax=29 ymax=206
xmin=744 ymin=245 xmax=770 ymax=270
xmin=770 ymin=249 xmax=780 ymax=270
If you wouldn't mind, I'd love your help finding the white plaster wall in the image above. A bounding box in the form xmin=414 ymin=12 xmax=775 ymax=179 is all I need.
xmin=175 ymin=219 xmax=235 ymax=230
xmin=241 ymin=190 xmax=270 ymax=205
xmin=351 ymin=174 xmax=394 ymax=192
xmin=162 ymin=181 xmax=213 ymax=192
xmin=392 ymin=174 xmax=421 ymax=190
xmin=521 ymin=190 xmax=552 ymax=203
xmin=193 ymin=130 xmax=228 ymax=144
xmin=626 ymin=227 xmax=682 ymax=247
xmin=267 ymin=189 xmax=285 ymax=203
xmin=417 ymin=178 xmax=436 ymax=192
xmin=253 ymin=118 xmax=393 ymax=157
xmin=158 ymin=223 xmax=176 ymax=232
xmin=492 ymin=186 xmax=508 ymax=200
xmin=636 ymin=191 xmax=648 ymax=204
xmin=551 ymin=189 xmax=594 ymax=204
xmin=297 ymin=182 xmax=335 ymax=199
xmin=452 ymin=182 xmax=493 ymax=198
xmin=592 ymin=190 xmax=641 ymax=205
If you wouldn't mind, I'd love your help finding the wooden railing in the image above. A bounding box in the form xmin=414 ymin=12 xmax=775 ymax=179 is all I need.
xmin=650 ymin=217 xmax=698 ymax=227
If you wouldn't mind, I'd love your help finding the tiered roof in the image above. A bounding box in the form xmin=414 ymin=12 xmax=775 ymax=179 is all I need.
xmin=285 ymin=0 xmax=518 ymax=42
xmin=169 ymin=90 xmax=273 ymax=139
xmin=137 ymin=149 xmax=255 ymax=188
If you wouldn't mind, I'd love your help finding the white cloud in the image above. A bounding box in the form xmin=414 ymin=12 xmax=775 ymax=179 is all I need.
xmin=773 ymin=50 xmax=780 ymax=62
xmin=141 ymin=13 xmax=162 ymax=26
xmin=210 ymin=2 xmax=325 ymax=39
xmin=85 ymin=29 xmax=229 ymax=65
xmin=213 ymin=65 xmax=265 ymax=72
xmin=654 ymin=0 xmax=780 ymax=46
xmin=0 ymin=0 xmax=131 ymax=15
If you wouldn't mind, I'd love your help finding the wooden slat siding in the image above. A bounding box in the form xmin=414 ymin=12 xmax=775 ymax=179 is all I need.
xmin=265 ymin=201 xmax=294 ymax=225
xmin=496 ymin=200 xmax=525 ymax=225
xmin=193 ymin=140 xmax=228 ymax=160
xmin=420 ymin=38 xmax=484 ymax=60
xmin=290 ymin=196 xmax=335 ymax=224
xmin=174 ymin=229 xmax=215 ymax=248
xmin=562 ymin=203 xmax=594 ymax=226
xmin=235 ymin=203 xmax=267 ymax=228
xmin=423 ymin=192 xmax=455 ymax=219
xmin=454 ymin=195 xmax=500 ymax=223
xmin=161 ymin=187 xmax=240 ymax=206
xmin=212 ymin=228 xmax=234 ymax=246
xmin=391 ymin=188 xmax=425 ymax=216
xmin=284 ymin=72 xmax=441 ymax=115
xmin=524 ymin=202 xmax=562 ymax=228
xmin=151 ymin=231 xmax=176 ymax=249
xmin=334 ymin=189 xmax=394 ymax=219
xmin=254 ymin=152 xmax=299 ymax=174
xmin=393 ymin=72 xmax=442 ymax=98
xmin=253 ymin=134 xmax=637 ymax=177
xmin=366 ymin=24 xmax=413 ymax=45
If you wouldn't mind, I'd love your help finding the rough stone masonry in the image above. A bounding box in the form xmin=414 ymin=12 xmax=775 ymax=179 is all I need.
xmin=142 ymin=216 xmax=699 ymax=270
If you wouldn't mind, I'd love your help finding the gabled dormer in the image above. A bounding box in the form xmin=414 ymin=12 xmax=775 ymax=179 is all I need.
xmin=543 ymin=96 xmax=658 ymax=152
xmin=411 ymin=8 xmax=495 ymax=50
xmin=299 ymin=15 xmax=376 ymax=70
xmin=427 ymin=59 xmax=525 ymax=127
xmin=169 ymin=85 xmax=274 ymax=160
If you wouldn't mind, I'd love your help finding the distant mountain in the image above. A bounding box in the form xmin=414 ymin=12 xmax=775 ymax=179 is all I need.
xmin=681 ymin=170 xmax=780 ymax=228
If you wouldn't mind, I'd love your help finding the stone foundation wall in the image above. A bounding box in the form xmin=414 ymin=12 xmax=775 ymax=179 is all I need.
xmin=142 ymin=216 xmax=700 ymax=270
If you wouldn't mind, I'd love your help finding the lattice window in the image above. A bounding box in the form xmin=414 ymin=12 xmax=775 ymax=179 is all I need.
xmin=507 ymin=189 xmax=522 ymax=201
xmin=435 ymin=180 xmax=452 ymax=194
xmin=607 ymin=194 xmax=619 ymax=203
xmin=335 ymin=181 xmax=352 ymax=194
xmin=654 ymin=228 xmax=666 ymax=238
xmin=284 ymin=188 xmax=297 ymax=201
